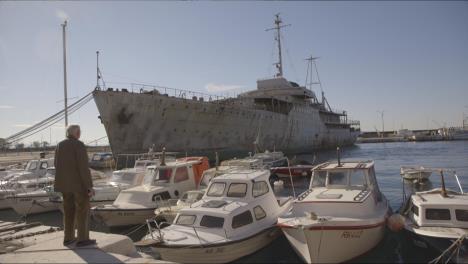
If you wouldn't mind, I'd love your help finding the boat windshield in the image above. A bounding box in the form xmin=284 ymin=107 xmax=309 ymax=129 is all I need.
xmin=110 ymin=172 xmax=136 ymax=184
xmin=25 ymin=161 xmax=38 ymax=171
xmin=134 ymin=160 xmax=156 ymax=168
xmin=311 ymin=171 xmax=327 ymax=187
xmin=142 ymin=167 xmax=173 ymax=186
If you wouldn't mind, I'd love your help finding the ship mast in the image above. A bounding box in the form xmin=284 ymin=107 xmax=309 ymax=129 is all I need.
xmin=266 ymin=14 xmax=290 ymax=78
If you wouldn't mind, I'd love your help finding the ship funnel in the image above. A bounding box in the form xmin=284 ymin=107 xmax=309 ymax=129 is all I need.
xmin=160 ymin=147 xmax=166 ymax=166
xmin=440 ymin=170 xmax=448 ymax=198
xmin=337 ymin=147 xmax=342 ymax=167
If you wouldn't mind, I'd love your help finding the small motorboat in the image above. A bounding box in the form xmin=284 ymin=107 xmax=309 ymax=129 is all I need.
xmin=91 ymin=156 xmax=210 ymax=227
xmin=400 ymin=166 xmax=433 ymax=181
xmin=399 ymin=169 xmax=468 ymax=263
xmin=139 ymin=168 xmax=293 ymax=263
xmin=9 ymin=186 xmax=59 ymax=215
xmin=277 ymin=160 xmax=390 ymax=263
xmin=49 ymin=158 xmax=161 ymax=211
xmin=1 ymin=158 xmax=54 ymax=183
xmin=270 ymin=164 xmax=314 ymax=179
xmin=1 ymin=167 xmax=56 ymax=211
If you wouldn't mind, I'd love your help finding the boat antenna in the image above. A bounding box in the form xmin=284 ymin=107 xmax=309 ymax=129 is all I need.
xmin=61 ymin=20 xmax=68 ymax=129
xmin=215 ymin=152 xmax=219 ymax=171
xmin=439 ymin=170 xmax=448 ymax=198
xmin=337 ymin=147 xmax=342 ymax=167
xmin=160 ymin=147 xmax=166 ymax=166
xmin=266 ymin=13 xmax=290 ymax=78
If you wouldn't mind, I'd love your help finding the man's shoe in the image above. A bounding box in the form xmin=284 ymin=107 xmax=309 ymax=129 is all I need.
xmin=63 ymin=239 xmax=76 ymax=246
xmin=76 ymin=239 xmax=97 ymax=247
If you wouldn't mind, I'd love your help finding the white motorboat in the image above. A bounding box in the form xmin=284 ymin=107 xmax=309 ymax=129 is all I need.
xmin=1 ymin=158 xmax=54 ymax=183
xmin=152 ymin=159 xmax=265 ymax=223
xmin=49 ymin=158 xmax=160 ymax=210
xmin=278 ymin=160 xmax=390 ymax=263
xmin=400 ymin=169 xmax=468 ymax=263
xmin=8 ymin=186 xmax=58 ymax=215
xmin=91 ymin=156 xmax=210 ymax=227
xmin=401 ymin=166 xmax=433 ymax=181
xmin=140 ymin=168 xmax=293 ymax=263
xmin=0 ymin=167 xmax=56 ymax=211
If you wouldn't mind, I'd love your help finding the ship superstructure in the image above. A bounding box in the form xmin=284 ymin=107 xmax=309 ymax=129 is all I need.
xmin=93 ymin=14 xmax=360 ymax=159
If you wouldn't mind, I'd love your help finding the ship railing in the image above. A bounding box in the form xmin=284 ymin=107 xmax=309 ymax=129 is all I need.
xmin=128 ymin=83 xmax=233 ymax=103
xmin=326 ymin=119 xmax=361 ymax=126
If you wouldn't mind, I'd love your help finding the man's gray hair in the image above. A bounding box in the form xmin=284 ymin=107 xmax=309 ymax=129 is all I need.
xmin=66 ymin=124 xmax=80 ymax=139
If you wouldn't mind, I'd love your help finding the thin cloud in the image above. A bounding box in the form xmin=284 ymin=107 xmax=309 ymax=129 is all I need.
xmin=0 ymin=105 xmax=14 ymax=109
xmin=205 ymin=83 xmax=244 ymax=93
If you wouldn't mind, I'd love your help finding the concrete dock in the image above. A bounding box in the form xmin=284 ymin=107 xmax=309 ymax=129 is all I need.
xmin=0 ymin=221 xmax=169 ymax=263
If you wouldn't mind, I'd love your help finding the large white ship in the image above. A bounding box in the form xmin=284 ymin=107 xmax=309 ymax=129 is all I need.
xmin=93 ymin=15 xmax=360 ymax=160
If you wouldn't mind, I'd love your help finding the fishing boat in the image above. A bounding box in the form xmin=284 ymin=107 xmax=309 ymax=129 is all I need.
xmin=139 ymin=168 xmax=293 ymax=263
xmin=399 ymin=169 xmax=468 ymax=263
xmin=277 ymin=159 xmax=390 ymax=263
xmin=400 ymin=166 xmax=433 ymax=181
xmin=91 ymin=156 xmax=209 ymax=227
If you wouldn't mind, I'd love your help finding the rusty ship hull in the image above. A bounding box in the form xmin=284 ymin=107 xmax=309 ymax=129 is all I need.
xmin=93 ymin=79 xmax=359 ymax=159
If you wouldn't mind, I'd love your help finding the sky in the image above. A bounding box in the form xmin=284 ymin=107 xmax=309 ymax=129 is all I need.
xmin=1 ymin=1 xmax=467 ymax=146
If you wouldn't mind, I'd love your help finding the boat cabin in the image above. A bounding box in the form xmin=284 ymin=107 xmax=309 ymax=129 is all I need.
xmin=408 ymin=190 xmax=468 ymax=228
xmin=292 ymin=161 xmax=384 ymax=217
xmin=170 ymin=169 xmax=288 ymax=239
xmin=113 ymin=157 xmax=209 ymax=208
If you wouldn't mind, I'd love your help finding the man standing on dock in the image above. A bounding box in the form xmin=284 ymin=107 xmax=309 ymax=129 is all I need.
xmin=54 ymin=124 xmax=96 ymax=247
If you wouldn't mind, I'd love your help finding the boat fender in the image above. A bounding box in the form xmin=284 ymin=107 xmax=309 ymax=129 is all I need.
xmin=387 ymin=213 xmax=405 ymax=232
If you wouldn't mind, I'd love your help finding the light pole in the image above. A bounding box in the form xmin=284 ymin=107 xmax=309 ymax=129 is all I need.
xmin=377 ymin=110 xmax=384 ymax=137
xmin=61 ymin=20 xmax=68 ymax=130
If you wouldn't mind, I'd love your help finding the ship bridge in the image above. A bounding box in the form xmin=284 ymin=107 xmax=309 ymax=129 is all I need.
xmin=239 ymin=77 xmax=318 ymax=104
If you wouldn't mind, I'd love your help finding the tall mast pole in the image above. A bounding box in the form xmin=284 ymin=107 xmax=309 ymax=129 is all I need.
xmin=61 ymin=20 xmax=68 ymax=129
xmin=266 ymin=13 xmax=290 ymax=78
xmin=275 ymin=14 xmax=283 ymax=77
xmin=96 ymin=51 xmax=100 ymax=90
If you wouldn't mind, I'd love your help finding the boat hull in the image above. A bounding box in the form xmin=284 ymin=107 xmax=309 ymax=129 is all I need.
xmin=52 ymin=199 xmax=115 ymax=214
xmin=9 ymin=196 xmax=59 ymax=215
xmin=280 ymin=222 xmax=386 ymax=263
xmin=93 ymin=91 xmax=359 ymax=160
xmin=403 ymin=228 xmax=468 ymax=263
xmin=153 ymin=227 xmax=281 ymax=263
xmin=91 ymin=207 xmax=157 ymax=227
